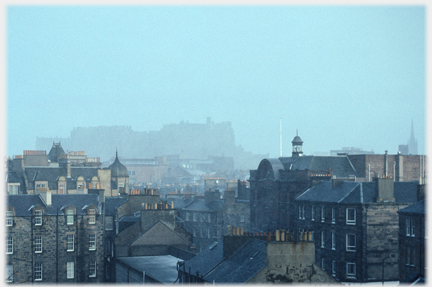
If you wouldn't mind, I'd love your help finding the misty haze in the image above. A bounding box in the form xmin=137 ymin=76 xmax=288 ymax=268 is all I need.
xmin=5 ymin=5 xmax=426 ymax=285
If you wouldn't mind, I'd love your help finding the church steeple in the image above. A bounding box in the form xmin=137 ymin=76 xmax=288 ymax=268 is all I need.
xmin=408 ymin=120 xmax=418 ymax=155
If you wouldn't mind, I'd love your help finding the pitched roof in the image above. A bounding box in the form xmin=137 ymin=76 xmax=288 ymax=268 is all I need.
xmin=24 ymin=166 xmax=102 ymax=190
xmin=105 ymin=196 xmax=128 ymax=216
xmin=117 ymin=255 xmax=180 ymax=284
xmin=183 ymin=241 xmax=224 ymax=278
xmin=7 ymin=194 xmax=101 ymax=216
xmin=280 ymin=156 xmax=357 ymax=177
xmin=183 ymin=198 xmax=224 ymax=212
xmin=204 ymin=239 xmax=267 ymax=283
xmin=295 ymin=181 xmax=419 ymax=204
xmin=130 ymin=221 xmax=190 ymax=246
xmin=398 ymin=199 xmax=425 ymax=215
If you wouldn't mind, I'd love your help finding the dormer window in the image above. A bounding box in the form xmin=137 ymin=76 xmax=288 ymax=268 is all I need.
xmin=35 ymin=210 xmax=43 ymax=226
xmin=67 ymin=210 xmax=74 ymax=225
xmin=88 ymin=209 xmax=96 ymax=224
xmin=6 ymin=211 xmax=13 ymax=226
xmin=7 ymin=184 xmax=19 ymax=195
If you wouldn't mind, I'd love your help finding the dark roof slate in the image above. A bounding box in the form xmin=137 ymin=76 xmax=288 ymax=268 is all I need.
xmin=398 ymin=199 xmax=425 ymax=215
xmin=296 ymin=181 xmax=419 ymax=204
xmin=105 ymin=196 xmax=128 ymax=216
xmin=24 ymin=166 xmax=101 ymax=190
xmin=204 ymin=239 xmax=267 ymax=283
xmin=183 ymin=241 xmax=224 ymax=277
xmin=7 ymin=194 xmax=101 ymax=216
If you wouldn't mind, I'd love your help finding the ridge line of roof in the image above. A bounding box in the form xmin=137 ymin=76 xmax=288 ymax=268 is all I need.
xmin=338 ymin=182 xmax=360 ymax=203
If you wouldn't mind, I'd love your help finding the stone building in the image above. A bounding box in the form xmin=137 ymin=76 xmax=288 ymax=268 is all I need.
xmin=176 ymin=180 xmax=250 ymax=251
xmin=293 ymin=177 xmax=421 ymax=283
xmin=249 ymin=134 xmax=427 ymax=233
xmin=6 ymin=192 xmax=105 ymax=283
xmin=178 ymin=232 xmax=339 ymax=284
xmin=398 ymin=197 xmax=425 ymax=283
xmin=6 ymin=145 xmax=129 ymax=197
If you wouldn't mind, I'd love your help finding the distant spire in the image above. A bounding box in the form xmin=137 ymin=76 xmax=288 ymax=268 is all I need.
xmin=116 ymin=148 xmax=118 ymax=159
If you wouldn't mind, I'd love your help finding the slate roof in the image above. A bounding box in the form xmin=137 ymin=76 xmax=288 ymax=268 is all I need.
xmin=183 ymin=198 xmax=224 ymax=212
xmin=183 ymin=241 xmax=224 ymax=277
xmin=117 ymin=255 xmax=181 ymax=284
xmin=204 ymin=239 xmax=267 ymax=283
xmin=7 ymin=194 xmax=101 ymax=216
xmin=398 ymin=199 xmax=425 ymax=215
xmin=295 ymin=181 xmax=419 ymax=204
xmin=130 ymin=221 xmax=190 ymax=246
xmin=105 ymin=196 xmax=128 ymax=216
xmin=280 ymin=156 xmax=357 ymax=177
xmin=24 ymin=166 xmax=102 ymax=190
xmin=169 ymin=197 xmax=194 ymax=209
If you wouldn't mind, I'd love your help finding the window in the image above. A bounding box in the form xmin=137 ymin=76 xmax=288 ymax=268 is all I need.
xmin=332 ymin=207 xmax=336 ymax=224
xmin=67 ymin=234 xmax=74 ymax=252
xmin=8 ymin=184 xmax=19 ymax=194
xmin=346 ymin=208 xmax=356 ymax=225
xmin=240 ymin=214 xmax=245 ymax=223
xmin=89 ymin=261 xmax=96 ymax=277
xmin=6 ymin=237 xmax=13 ymax=254
xmin=35 ymin=263 xmax=43 ymax=281
xmin=105 ymin=216 xmax=113 ymax=230
xmin=331 ymin=232 xmax=336 ymax=250
xmin=89 ymin=209 xmax=96 ymax=224
xmin=299 ymin=205 xmax=305 ymax=219
xmin=321 ymin=231 xmax=325 ymax=248
xmin=35 ymin=210 xmax=42 ymax=226
xmin=332 ymin=261 xmax=336 ymax=277
xmin=7 ymin=264 xmax=13 ymax=282
xmin=406 ymin=246 xmax=411 ymax=265
xmin=411 ymin=219 xmax=415 ymax=237
xmin=302 ymin=205 xmax=305 ymax=219
xmin=208 ymin=228 xmax=211 ymax=239
xmin=406 ymin=218 xmax=411 ymax=236
xmin=89 ymin=234 xmax=96 ymax=250
xmin=321 ymin=207 xmax=325 ymax=222
xmin=346 ymin=262 xmax=356 ymax=278
xmin=59 ymin=183 xmax=65 ymax=194
xmin=311 ymin=206 xmax=315 ymax=221
xmin=67 ymin=262 xmax=74 ymax=279
xmin=6 ymin=211 xmax=13 ymax=226
xmin=322 ymin=258 xmax=325 ymax=270
xmin=346 ymin=234 xmax=356 ymax=252
xmin=67 ymin=210 xmax=74 ymax=225
xmin=186 ymin=212 xmax=190 ymax=221
xmin=193 ymin=213 xmax=197 ymax=222
xmin=35 ymin=235 xmax=42 ymax=253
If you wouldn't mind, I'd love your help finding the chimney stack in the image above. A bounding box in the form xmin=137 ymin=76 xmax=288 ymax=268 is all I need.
xmin=375 ymin=177 xmax=395 ymax=202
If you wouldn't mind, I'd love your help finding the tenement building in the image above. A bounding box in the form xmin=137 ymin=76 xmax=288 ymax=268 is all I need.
xmin=398 ymin=195 xmax=425 ymax=283
xmin=293 ymin=177 xmax=422 ymax=283
xmin=249 ymin=134 xmax=427 ymax=233
xmin=6 ymin=192 xmax=105 ymax=283
xmin=6 ymin=144 xmax=129 ymax=197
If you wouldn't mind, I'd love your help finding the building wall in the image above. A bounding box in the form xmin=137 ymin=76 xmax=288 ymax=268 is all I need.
xmin=363 ymin=203 xmax=406 ymax=282
xmin=249 ymin=242 xmax=338 ymax=284
xmin=348 ymin=154 xmax=426 ymax=182
xmin=398 ymin=213 xmax=425 ymax=282
xmin=7 ymin=211 xmax=104 ymax=283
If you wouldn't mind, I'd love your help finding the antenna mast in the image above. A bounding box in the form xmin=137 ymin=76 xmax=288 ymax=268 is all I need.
xmin=280 ymin=118 xmax=282 ymax=157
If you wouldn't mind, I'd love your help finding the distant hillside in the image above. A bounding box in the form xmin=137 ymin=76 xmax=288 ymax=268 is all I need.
xmin=36 ymin=119 xmax=268 ymax=170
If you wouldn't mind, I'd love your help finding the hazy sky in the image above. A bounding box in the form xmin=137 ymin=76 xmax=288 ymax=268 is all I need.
xmin=6 ymin=5 xmax=426 ymax=158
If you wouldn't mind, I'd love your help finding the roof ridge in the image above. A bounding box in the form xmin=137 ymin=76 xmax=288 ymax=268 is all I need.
xmin=338 ymin=182 xmax=360 ymax=203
